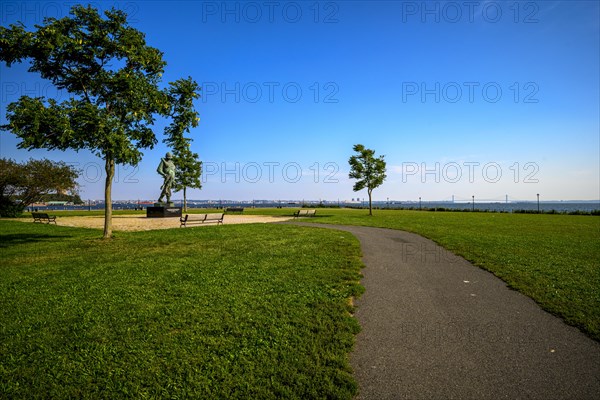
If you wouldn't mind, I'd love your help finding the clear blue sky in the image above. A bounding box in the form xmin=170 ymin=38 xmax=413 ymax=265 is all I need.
xmin=1 ymin=1 xmax=599 ymax=202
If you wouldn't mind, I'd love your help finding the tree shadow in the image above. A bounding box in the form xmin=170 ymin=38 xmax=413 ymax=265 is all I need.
xmin=302 ymin=213 xmax=332 ymax=219
xmin=0 ymin=233 xmax=73 ymax=248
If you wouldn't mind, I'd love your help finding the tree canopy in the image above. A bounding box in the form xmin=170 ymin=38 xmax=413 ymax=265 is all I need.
xmin=0 ymin=158 xmax=80 ymax=217
xmin=348 ymin=144 xmax=387 ymax=216
xmin=0 ymin=5 xmax=201 ymax=237
xmin=163 ymin=78 xmax=202 ymax=212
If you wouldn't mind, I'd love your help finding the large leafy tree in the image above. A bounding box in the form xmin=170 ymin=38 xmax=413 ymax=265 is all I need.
xmin=348 ymin=144 xmax=387 ymax=216
xmin=0 ymin=5 xmax=200 ymax=238
xmin=0 ymin=158 xmax=79 ymax=217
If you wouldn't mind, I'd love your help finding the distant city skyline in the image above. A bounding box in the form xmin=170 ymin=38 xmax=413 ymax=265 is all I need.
xmin=2 ymin=1 xmax=599 ymax=201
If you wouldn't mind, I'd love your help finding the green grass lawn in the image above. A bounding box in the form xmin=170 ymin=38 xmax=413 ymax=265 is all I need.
xmin=3 ymin=207 xmax=599 ymax=398
xmin=297 ymin=208 xmax=600 ymax=341
xmin=0 ymin=220 xmax=363 ymax=399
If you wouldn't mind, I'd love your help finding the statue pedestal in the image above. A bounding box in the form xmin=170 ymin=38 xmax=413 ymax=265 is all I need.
xmin=154 ymin=202 xmax=175 ymax=207
xmin=147 ymin=205 xmax=182 ymax=218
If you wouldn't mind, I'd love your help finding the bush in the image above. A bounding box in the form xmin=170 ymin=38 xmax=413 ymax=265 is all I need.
xmin=0 ymin=158 xmax=79 ymax=217
xmin=0 ymin=197 xmax=24 ymax=217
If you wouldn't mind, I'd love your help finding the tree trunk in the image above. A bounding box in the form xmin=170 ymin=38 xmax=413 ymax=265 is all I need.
xmin=103 ymin=157 xmax=115 ymax=239
xmin=368 ymin=189 xmax=373 ymax=216
xmin=183 ymin=186 xmax=187 ymax=213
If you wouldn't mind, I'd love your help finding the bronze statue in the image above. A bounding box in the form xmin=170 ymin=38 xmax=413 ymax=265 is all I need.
xmin=157 ymin=152 xmax=176 ymax=203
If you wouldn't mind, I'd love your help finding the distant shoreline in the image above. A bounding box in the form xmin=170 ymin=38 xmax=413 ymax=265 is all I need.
xmin=26 ymin=201 xmax=600 ymax=214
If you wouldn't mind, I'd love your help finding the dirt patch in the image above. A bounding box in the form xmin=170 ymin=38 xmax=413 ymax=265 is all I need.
xmin=39 ymin=214 xmax=294 ymax=231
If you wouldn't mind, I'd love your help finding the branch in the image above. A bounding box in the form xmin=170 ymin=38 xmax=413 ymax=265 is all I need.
xmin=80 ymin=80 xmax=92 ymax=104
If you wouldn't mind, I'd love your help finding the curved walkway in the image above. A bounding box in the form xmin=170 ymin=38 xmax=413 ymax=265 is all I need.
xmin=291 ymin=223 xmax=600 ymax=399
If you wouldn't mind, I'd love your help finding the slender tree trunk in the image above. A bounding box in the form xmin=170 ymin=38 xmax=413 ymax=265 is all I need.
xmin=368 ymin=189 xmax=373 ymax=216
xmin=103 ymin=157 xmax=115 ymax=239
xmin=183 ymin=186 xmax=187 ymax=213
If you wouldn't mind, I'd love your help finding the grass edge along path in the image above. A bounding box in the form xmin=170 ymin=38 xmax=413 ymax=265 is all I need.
xmin=298 ymin=209 xmax=600 ymax=342
xmin=0 ymin=221 xmax=364 ymax=399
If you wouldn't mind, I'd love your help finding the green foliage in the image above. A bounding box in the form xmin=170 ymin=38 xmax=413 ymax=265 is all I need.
xmin=163 ymin=78 xmax=203 ymax=206
xmin=0 ymin=199 xmax=23 ymax=218
xmin=0 ymin=158 xmax=79 ymax=217
xmin=173 ymin=145 xmax=202 ymax=192
xmin=173 ymin=144 xmax=202 ymax=212
xmin=162 ymin=78 xmax=203 ymax=210
xmin=164 ymin=77 xmax=201 ymax=149
xmin=0 ymin=5 xmax=200 ymax=237
xmin=0 ymin=5 xmax=167 ymax=164
xmin=348 ymin=144 xmax=386 ymax=215
xmin=0 ymin=221 xmax=363 ymax=398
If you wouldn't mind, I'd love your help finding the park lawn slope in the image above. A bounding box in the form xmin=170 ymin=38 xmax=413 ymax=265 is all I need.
xmin=306 ymin=209 xmax=600 ymax=341
xmin=0 ymin=220 xmax=363 ymax=399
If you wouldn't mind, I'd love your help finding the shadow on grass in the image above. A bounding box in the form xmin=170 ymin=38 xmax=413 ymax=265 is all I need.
xmin=0 ymin=233 xmax=73 ymax=248
xmin=294 ymin=214 xmax=333 ymax=220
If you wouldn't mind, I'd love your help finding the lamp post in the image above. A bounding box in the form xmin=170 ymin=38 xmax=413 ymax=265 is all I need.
xmin=472 ymin=195 xmax=475 ymax=212
xmin=419 ymin=197 xmax=422 ymax=210
xmin=537 ymin=193 xmax=540 ymax=213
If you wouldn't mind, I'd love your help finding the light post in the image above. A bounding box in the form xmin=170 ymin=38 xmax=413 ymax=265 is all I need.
xmin=537 ymin=194 xmax=540 ymax=213
xmin=472 ymin=195 xmax=475 ymax=212
xmin=419 ymin=197 xmax=421 ymax=210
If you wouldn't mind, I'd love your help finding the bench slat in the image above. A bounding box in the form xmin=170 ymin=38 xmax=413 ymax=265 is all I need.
xmin=180 ymin=213 xmax=224 ymax=227
xmin=293 ymin=209 xmax=316 ymax=218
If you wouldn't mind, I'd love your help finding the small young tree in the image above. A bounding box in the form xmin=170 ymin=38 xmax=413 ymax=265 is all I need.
xmin=173 ymin=145 xmax=202 ymax=212
xmin=163 ymin=78 xmax=202 ymax=212
xmin=348 ymin=144 xmax=387 ymax=216
xmin=0 ymin=158 xmax=79 ymax=217
xmin=0 ymin=5 xmax=200 ymax=238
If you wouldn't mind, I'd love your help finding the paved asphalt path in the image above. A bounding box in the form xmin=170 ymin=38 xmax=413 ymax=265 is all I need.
xmin=288 ymin=223 xmax=600 ymax=399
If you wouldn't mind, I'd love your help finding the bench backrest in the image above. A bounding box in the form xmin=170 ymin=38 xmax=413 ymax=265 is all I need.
xmin=32 ymin=212 xmax=49 ymax=218
xmin=205 ymin=213 xmax=224 ymax=220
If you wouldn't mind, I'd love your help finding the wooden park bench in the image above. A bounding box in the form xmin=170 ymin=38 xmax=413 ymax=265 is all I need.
xmin=225 ymin=207 xmax=244 ymax=214
xmin=32 ymin=212 xmax=57 ymax=224
xmin=293 ymin=209 xmax=316 ymax=219
xmin=180 ymin=213 xmax=224 ymax=227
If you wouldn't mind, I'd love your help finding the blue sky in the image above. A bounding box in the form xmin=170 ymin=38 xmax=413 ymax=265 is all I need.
xmin=1 ymin=1 xmax=598 ymax=202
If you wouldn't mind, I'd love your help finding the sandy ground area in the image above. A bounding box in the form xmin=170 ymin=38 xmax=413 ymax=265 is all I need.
xmin=35 ymin=214 xmax=295 ymax=231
